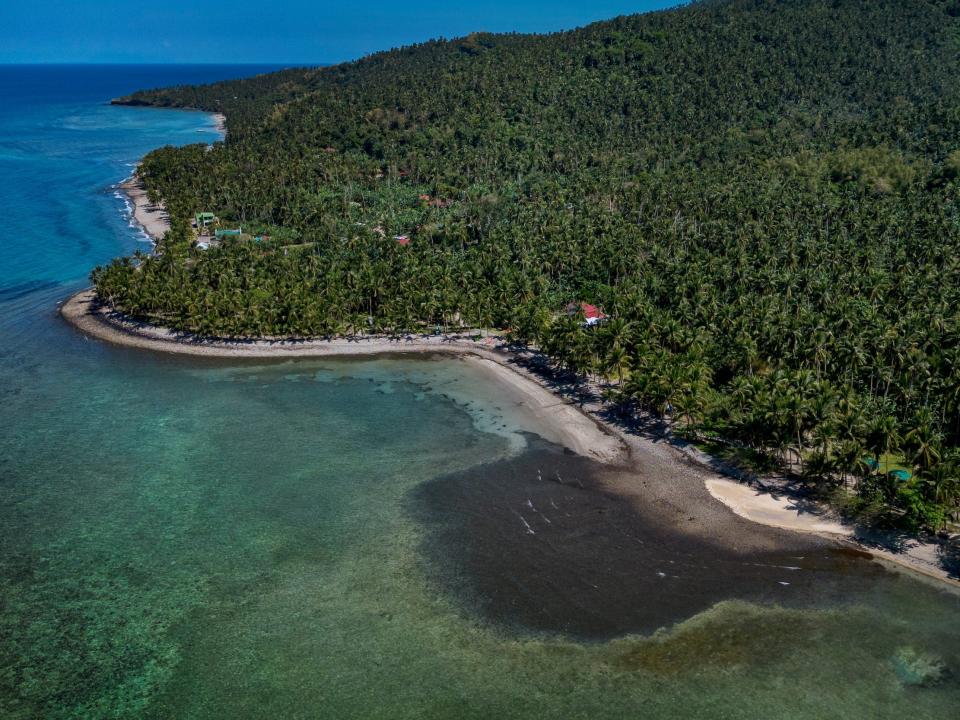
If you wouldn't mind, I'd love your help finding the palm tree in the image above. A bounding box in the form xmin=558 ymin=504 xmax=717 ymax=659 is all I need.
xmin=605 ymin=345 xmax=631 ymax=385
xmin=866 ymin=414 xmax=901 ymax=474
xmin=904 ymin=409 xmax=943 ymax=474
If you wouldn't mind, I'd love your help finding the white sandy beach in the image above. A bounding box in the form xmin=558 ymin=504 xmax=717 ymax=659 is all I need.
xmin=120 ymin=175 xmax=170 ymax=240
xmin=704 ymin=477 xmax=955 ymax=586
xmin=705 ymin=478 xmax=847 ymax=534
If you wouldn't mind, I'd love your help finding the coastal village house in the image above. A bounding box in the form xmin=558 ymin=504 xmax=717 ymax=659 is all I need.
xmin=567 ymin=301 xmax=609 ymax=327
xmin=194 ymin=211 xmax=216 ymax=228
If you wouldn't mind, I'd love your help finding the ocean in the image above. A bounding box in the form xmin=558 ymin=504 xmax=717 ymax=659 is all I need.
xmin=0 ymin=65 xmax=959 ymax=719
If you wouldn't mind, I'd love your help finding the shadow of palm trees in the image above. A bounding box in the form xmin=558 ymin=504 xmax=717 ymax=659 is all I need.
xmin=938 ymin=536 xmax=960 ymax=579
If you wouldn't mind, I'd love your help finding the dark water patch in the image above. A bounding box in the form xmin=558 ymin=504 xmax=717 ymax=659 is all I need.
xmin=0 ymin=278 xmax=60 ymax=303
xmin=410 ymin=436 xmax=890 ymax=641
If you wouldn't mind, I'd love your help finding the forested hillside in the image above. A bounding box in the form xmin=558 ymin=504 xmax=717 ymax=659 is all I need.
xmin=98 ymin=0 xmax=960 ymax=528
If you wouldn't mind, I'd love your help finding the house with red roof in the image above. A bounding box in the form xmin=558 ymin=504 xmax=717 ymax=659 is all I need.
xmin=567 ymin=301 xmax=608 ymax=327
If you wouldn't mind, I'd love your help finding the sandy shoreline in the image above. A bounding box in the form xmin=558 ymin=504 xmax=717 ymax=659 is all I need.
xmin=704 ymin=477 xmax=956 ymax=587
xmin=59 ymin=288 xmax=959 ymax=588
xmin=118 ymin=111 xmax=224 ymax=244
xmin=120 ymin=175 xmax=170 ymax=241
xmin=60 ymin=290 xmax=624 ymax=465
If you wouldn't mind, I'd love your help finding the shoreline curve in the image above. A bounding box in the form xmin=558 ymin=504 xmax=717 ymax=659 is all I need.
xmin=60 ymin=288 xmax=960 ymax=589
xmin=60 ymin=289 xmax=626 ymax=464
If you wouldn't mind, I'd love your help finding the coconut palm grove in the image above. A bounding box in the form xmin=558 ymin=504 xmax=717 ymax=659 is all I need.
xmin=94 ymin=0 xmax=960 ymax=530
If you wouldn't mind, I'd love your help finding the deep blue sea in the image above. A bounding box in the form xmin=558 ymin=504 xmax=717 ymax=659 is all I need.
xmin=1 ymin=65 xmax=959 ymax=719
xmin=0 ymin=65 xmax=281 ymax=305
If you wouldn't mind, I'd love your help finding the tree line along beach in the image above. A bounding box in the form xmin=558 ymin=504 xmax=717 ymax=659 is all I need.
xmin=87 ymin=0 xmax=960 ymax=559
xmin=61 ymin=204 xmax=959 ymax=588
xmin=3 ymin=4 xmax=958 ymax=714
xmin=64 ymin=2 xmax=960 ymax=592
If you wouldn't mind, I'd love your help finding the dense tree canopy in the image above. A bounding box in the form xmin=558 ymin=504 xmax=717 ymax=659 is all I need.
xmin=98 ymin=0 xmax=960 ymax=529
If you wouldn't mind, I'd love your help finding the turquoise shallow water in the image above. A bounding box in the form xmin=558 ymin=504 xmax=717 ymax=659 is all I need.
xmin=1 ymin=66 xmax=960 ymax=719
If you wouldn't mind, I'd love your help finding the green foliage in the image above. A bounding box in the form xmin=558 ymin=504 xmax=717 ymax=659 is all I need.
xmin=98 ymin=0 xmax=960 ymax=529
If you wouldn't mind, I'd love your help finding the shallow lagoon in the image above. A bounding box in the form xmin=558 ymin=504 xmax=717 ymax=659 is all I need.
xmin=1 ymin=66 xmax=959 ymax=719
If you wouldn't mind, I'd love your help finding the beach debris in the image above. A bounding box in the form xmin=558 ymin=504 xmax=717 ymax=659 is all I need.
xmin=517 ymin=513 xmax=536 ymax=535
xmin=749 ymin=562 xmax=803 ymax=571
xmin=526 ymin=498 xmax=552 ymax=524
xmin=891 ymin=647 xmax=948 ymax=687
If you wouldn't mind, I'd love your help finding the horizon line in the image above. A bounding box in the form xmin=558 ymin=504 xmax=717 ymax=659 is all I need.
xmin=0 ymin=61 xmax=332 ymax=67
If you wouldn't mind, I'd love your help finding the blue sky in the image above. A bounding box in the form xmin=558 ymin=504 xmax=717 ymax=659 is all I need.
xmin=1 ymin=1 xmax=681 ymax=64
